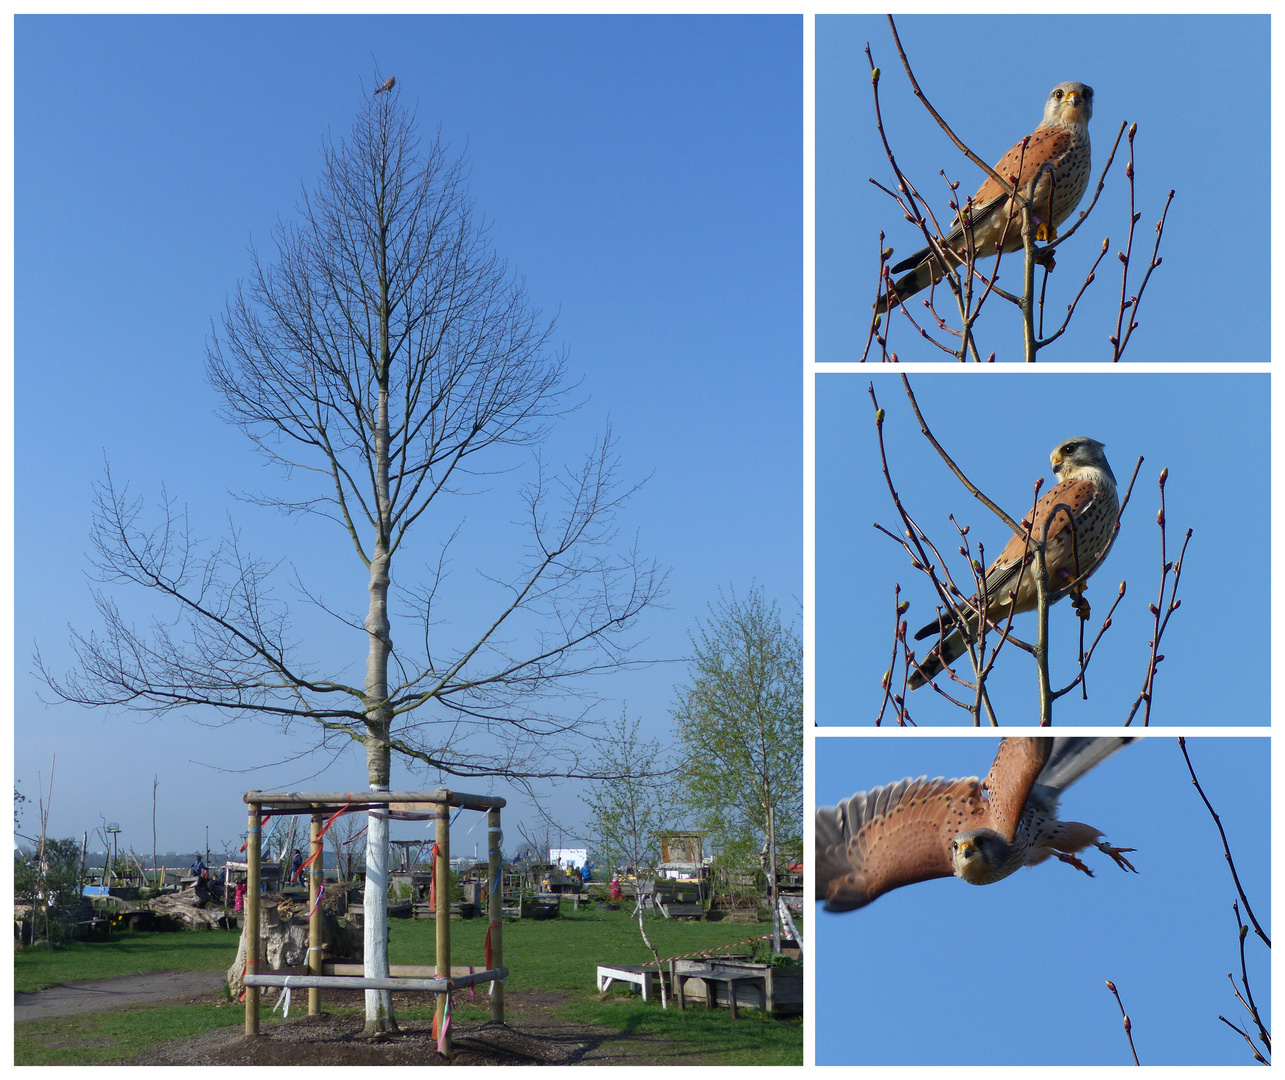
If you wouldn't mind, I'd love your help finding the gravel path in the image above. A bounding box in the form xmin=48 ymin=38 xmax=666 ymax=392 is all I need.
xmin=14 ymin=970 xmax=228 ymax=1022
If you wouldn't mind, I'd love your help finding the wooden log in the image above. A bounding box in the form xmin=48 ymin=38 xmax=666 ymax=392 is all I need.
xmin=246 ymin=802 xmax=260 ymax=1036
xmin=245 ymin=967 xmax=507 ymax=993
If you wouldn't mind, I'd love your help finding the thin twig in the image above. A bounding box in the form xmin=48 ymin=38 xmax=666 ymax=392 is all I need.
xmin=1176 ymin=738 xmax=1269 ymax=948
xmin=886 ymin=16 xmax=1013 ymax=197
xmin=1123 ymin=468 xmax=1191 ymax=726
xmin=1230 ymin=901 xmax=1271 ymax=1056
xmin=1105 ymin=980 xmax=1141 ymax=1065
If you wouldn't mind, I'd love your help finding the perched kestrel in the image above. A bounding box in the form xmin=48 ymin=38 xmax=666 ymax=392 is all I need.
xmin=909 ymin=436 xmax=1118 ymax=690
xmin=816 ymin=736 xmax=1136 ymax=911
xmin=877 ymin=81 xmax=1094 ymax=314
xmin=375 ymin=76 xmax=396 ymax=95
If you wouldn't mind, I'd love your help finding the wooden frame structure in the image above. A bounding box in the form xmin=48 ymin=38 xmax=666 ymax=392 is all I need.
xmin=241 ymin=788 xmax=506 ymax=1054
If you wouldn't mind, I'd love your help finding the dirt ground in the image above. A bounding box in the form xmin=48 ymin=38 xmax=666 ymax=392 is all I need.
xmin=17 ymin=973 xmax=716 ymax=1065
xmin=125 ymin=988 xmax=709 ymax=1066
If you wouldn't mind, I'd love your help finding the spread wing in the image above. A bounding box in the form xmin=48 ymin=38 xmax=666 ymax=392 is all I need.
xmin=816 ymin=775 xmax=989 ymax=911
xmin=982 ymin=476 xmax=1100 ymax=599
xmin=981 ymin=737 xmax=1053 ymax=839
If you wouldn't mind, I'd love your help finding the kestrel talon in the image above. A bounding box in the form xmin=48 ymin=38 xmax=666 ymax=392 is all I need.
xmin=816 ymin=736 xmax=1136 ymax=911
xmin=877 ymin=81 xmax=1093 ymax=314
xmin=909 ymin=436 xmax=1119 ymax=690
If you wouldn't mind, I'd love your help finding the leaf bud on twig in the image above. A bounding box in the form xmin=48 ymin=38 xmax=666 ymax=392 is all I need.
xmin=871 ymin=67 xmax=880 ymax=83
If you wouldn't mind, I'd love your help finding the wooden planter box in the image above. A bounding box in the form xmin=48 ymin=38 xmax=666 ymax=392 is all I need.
xmin=672 ymin=957 xmax=803 ymax=1016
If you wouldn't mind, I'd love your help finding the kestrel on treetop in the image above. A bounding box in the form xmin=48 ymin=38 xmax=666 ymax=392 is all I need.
xmin=816 ymin=736 xmax=1136 ymax=911
xmin=877 ymin=81 xmax=1094 ymax=314
xmin=375 ymin=76 xmax=396 ymax=95
xmin=908 ymin=436 xmax=1119 ymax=690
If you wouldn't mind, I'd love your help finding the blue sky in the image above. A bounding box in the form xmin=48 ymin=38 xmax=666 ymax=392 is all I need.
xmin=814 ymin=371 xmax=1269 ymax=727
xmin=14 ymin=15 xmax=802 ymax=854
xmin=814 ymin=735 xmax=1271 ymax=1066
xmin=816 ymin=14 xmax=1270 ymax=363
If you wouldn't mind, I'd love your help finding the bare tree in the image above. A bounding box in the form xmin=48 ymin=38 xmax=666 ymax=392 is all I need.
xmin=581 ymin=709 xmax=674 ymax=1006
xmin=38 ymin=77 xmax=662 ymax=1032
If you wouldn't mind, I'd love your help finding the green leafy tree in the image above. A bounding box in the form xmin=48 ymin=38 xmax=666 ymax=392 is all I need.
xmin=672 ymin=586 xmax=802 ymax=952
xmin=16 ymin=838 xmax=87 ymax=943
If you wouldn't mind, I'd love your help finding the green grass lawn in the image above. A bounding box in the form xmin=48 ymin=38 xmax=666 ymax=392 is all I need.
xmin=15 ymin=907 xmax=803 ymax=1065
xmin=389 ymin=905 xmax=799 ymax=991
xmin=15 ymin=1004 xmax=254 ymax=1066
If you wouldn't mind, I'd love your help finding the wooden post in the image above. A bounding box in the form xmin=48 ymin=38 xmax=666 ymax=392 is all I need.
xmin=435 ymin=800 xmax=451 ymax=1055
xmin=308 ymin=813 xmax=322 ymax=1016
xmin=487 ymin=807 xmax=504 ymax=1023
xmin=245 ymin=802 xmax=261 ymax=1036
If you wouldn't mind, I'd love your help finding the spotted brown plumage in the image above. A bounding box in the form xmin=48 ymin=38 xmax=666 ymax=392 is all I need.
xmin=877 ymin=81 xmax=1093 ymax=314
xmin=375 ymin=76 xmax=396 ymax=95
xmin=815 ymin=737 xmax=1135 ymax=911
xmin=908 ymin=436 xmax=1119 ymax=690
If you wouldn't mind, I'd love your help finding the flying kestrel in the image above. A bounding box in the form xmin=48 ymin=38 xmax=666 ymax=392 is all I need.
xmin=375 ymin=76 xmax=396 ymax=95
xmin=877 ymin=81 xmax=1094 ymax=314
xmin=816 ymin=736 xmax=1136 ymax=911
xmin=909 ymin=436 xmax=1119 ymax=690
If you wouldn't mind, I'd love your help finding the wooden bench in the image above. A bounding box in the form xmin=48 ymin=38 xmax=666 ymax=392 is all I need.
xmin=595 ymin=963 xmax=669 ymax=1002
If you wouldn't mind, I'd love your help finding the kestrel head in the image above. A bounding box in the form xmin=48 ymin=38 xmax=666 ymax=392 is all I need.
xmin=1040 ymin=81 xmax=1093 ymax=131
xmin=1050 ymin=436 xmax=1116 ymax=486
xmin=950 ymin=829 xmax=1010 ymax=885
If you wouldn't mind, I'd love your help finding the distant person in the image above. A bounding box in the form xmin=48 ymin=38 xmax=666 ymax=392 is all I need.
xmin=291 ymin=849 xmax=303 ymax=884
xmin=191 ymin=856 xmax=207 ymax=882
xmin=609 ymin=877 xmax=622 ymax=901
xmin=581 ymin=863 xmax=593 ymax=884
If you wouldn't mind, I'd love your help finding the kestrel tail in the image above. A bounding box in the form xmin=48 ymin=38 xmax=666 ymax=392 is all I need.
xmin=908 ymin=436 xmax=1118 ymax=691
xmin=876 ymin=81 xmax=1093 ymax=315
xmin=815 ymin=736 xmax=1136 ymax=912
xmin=375 ymin=76 xmax=396 ymax=95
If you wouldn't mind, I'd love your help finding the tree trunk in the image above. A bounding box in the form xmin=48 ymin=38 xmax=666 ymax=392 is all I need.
xmin=362 ymin=540 xmax=395 ymax=1032
xmin=635 ymin=896 xmax=668 ymax=1009
xmin=362 ymin=271 xmax=397 ymax=1033
xmin=767 ymin=802 xmax=781 ymax=955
